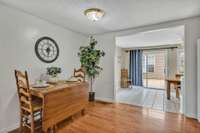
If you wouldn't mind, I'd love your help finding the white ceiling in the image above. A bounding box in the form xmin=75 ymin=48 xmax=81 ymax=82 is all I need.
xmin=0 ymin=0 xmax=200 ymax=35
xmin=116 ymin=26 xmax=184 ymax=48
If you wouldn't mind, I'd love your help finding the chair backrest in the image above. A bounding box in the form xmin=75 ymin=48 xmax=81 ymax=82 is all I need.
xmin=74 ymin=68 xmax=85 ymax=82
xmin=121 ymin=69 xmax=129 ymax=88
xmin=15 ymin=70 xmax=33 ymax=113
xmin=175 ymin=74 xmax=182 ymax=80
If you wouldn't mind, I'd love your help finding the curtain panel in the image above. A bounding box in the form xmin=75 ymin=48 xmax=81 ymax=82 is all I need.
xmin=129 ymin=50 xmax=143 ymax=86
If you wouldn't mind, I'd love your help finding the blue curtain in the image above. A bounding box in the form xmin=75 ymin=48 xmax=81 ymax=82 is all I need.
xmin=129 ymin=50 xmax=143 ymax=86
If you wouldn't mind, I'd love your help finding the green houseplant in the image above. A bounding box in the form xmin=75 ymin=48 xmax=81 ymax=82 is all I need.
xmin=47 ymin=67 xmax=62 ymax=83
xmin=78 ymin=36 xmax=105 ymax=101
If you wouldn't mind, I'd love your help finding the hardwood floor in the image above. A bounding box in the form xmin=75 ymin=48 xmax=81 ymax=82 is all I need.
xmin=9 ymin=102 xmax=200 ymax=133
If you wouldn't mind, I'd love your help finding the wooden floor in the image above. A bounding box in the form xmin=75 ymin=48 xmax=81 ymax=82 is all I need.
xmin=9 ymin=102 xmax=200 ymax=133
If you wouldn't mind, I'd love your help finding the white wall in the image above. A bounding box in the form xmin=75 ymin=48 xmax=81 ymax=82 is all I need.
xmin=0 ymin=4 xmax=200 ymax=132
xmin=0 ymin=4 xmax=87 ymax=132
xmin=93 ymin=34 xmax=116 ymax=102
xmin=94 ymin=16 xmax=200 ymax=119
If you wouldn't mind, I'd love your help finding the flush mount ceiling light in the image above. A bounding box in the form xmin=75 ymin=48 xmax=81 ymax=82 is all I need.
xmin=84 ymin=8 xmax=105 ymax=21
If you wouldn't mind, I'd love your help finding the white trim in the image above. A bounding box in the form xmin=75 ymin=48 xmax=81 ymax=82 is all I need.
xmin=181 ymin=77 xmax=186 ymax=115
xmin=95 ymin=97 xmax=114 ymax=103
xmin=0 ymin=123 xmax=19 ymax=133
xmin=185 ymin=112 xmax=198 ymax=119
xmin=114 ymin=25 xmax=187 ymax=117
xmin=197 ymin=39 xmax=200 ymax=122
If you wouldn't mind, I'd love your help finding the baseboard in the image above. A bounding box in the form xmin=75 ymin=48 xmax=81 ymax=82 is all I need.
xmin=198 ymin=112 xmax=200 ymax=122
xmin=0 ymin=123 xmax=19 ymax=133
xmin=185 ymin=112 xmax=197 ymax=120
xmin=95 ymin=97 xmax=114 ymax=103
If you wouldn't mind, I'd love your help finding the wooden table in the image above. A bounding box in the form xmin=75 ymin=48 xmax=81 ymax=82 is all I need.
xmin=175 ymin=73 xmax=184 ymax=79
xmin=166 ymin=79 xmax=181 ymax=100
xmin=30 ymin=81 xmax=89 ymax=132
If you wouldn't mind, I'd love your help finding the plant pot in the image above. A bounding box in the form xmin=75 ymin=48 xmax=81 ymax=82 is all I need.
xmin=48 ymin=76 xmax=59 ymax=84
xmin=89 ymin=92 xmax=95 ymax=101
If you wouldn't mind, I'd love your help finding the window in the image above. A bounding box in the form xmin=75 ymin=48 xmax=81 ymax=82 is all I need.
xmin=143 ymin=55 xmax=155 ymax=73
xmin=147 ymin=55 xmax=155 ymax=72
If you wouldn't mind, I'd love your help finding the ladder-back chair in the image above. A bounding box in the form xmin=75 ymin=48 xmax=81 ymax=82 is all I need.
xmin=74 ymin=68 xmax=85 ymax=82
xmin=15 ymin=70 xmax=42 ymax=133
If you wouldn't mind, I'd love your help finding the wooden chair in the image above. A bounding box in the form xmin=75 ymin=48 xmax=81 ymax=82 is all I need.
xmin=121 ymin=69 xmax=132 ymax=88
xmin=175 ymin=74 xmax=182 ymax=99
xmin=15 ymin=70 xmax=42 ymax=133
xmin=74 ymin=68 xmax=85 ymax=82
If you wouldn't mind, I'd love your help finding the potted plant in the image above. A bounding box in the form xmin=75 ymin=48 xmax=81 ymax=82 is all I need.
xmin=78 ymin=36 xmax=105 ymax=101
xmin=47 ymin=67 xmax=62 ymax=83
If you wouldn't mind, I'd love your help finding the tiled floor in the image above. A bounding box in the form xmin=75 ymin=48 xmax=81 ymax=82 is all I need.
xmin=116 ymin=86 xmax=182 ymax=113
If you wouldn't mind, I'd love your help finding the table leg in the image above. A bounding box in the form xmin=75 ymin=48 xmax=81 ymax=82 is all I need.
xmin=167 ymin=82 xmax=170 ymax=100
xmin=175 ymin=84 xmax=180 ymax=99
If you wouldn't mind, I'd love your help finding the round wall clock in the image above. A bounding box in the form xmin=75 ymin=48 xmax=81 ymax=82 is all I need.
xmin=35 ymin=37 xmax=59 ymax=63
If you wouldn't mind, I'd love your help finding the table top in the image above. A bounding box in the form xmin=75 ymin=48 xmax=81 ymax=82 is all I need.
xmin=165 ymin=78 xmax=181 ymax=82
xmin=176 ymin=73 xmax=184 ymax=76
xmin=30 ymin=80 xmax=88 ymax=97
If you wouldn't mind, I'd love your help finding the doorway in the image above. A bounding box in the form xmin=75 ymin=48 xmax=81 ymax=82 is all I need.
xmin=114 ymin=26 xmax=185 ymax=114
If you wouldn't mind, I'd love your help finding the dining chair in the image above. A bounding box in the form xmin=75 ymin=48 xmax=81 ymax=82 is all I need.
xmin=74 ymin=68 xmax=85 ymax=82
xmin=15 ymin=70 xmax=42 ymax=133
xmin=175 ymin=74 xmax=181 ymax=99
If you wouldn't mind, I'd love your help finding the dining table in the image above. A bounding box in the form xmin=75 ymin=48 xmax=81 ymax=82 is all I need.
xmin=30 ymin=80 xmax=89 ymax=132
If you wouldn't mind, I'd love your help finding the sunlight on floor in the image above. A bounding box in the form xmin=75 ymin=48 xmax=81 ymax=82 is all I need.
xmin=143 ymin=79 xmax=165 ymax=89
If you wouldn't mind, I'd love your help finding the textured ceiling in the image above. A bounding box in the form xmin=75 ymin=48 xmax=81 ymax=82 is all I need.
xmin=116 ymin=26 xmax=184 ymax=48
xmin=0 ymin=0 xmax=200 ymax=35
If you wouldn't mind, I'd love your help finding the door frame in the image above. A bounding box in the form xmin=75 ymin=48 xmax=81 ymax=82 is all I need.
xmin=114 ymin=25 xmax=185 ymax=115
xmin=197 ymin=39 xmax=200 ymax=122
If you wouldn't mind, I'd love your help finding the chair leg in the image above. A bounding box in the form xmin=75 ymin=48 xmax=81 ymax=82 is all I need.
xmin=31 ymin=113 xmax=35 ymax=133
xmin=176 ymin=85 xmax=180 ymax=99
xmin=167 ymin=82 xmax=171 ymax=100
xmin=19 ymin=110 xmax=24 ymax=132
xmin=20 ymin=112 xmax=23 ymax=129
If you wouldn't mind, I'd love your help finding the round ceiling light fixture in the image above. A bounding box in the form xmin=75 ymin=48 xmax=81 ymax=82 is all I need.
xmin=84 ymin=8 xmax=105 ymax=21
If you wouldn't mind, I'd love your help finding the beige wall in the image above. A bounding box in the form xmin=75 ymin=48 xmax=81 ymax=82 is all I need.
xmin=177 ymin=48 xmax=184 ymax=73
xmin=121 ymin=50 xmax=129 ymax=70
xmin=167 ymin=48 xmax=178 ymax=79
xmin=143 ymin=50 xmax=166 ymax=79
